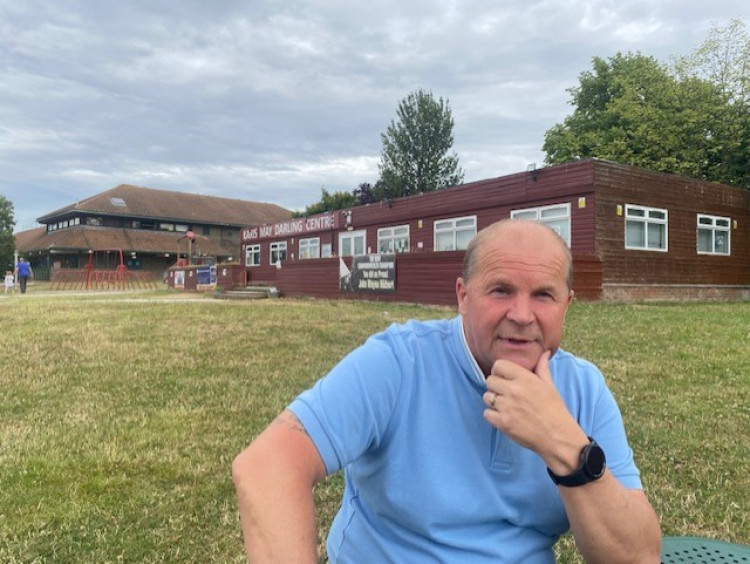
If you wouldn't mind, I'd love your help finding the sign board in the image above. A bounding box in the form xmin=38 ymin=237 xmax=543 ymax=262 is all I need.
xmin=242 ymin=212 xmax=340 ymax=242
xmin=340 ymin=254 xmax=396 ymax=293
xmin=196 ymin=265 xmax=217 ymax=290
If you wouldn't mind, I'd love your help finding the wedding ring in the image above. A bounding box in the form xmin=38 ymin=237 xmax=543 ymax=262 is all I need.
xmin=489 ymin=392 xmax=498 ymax=408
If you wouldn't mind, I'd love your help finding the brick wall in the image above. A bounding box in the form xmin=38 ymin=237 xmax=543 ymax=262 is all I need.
xmin=602 ymin=284 xmax=750 ymax=302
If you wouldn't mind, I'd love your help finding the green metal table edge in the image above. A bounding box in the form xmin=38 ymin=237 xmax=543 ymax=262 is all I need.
xmin=662 ymin=536 xmax=750 ymax=563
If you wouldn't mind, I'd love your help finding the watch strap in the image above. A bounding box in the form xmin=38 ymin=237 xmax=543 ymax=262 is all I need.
xmin=547 ymin=437 xmax=605 ymax=487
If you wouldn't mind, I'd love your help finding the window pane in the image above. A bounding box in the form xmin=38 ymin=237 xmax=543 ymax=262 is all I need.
xmin=354 ymin=236 xmax=365 ymax=256
xmin=715 ymin=233 xmax=729 ymax=254
xmin=379 ymin=240 xmax=393 ymax=253
xmin=456 ymin=218 xmax=475 ymax=228
xmin=341 ymin=238 xmax=352 ymax=256
xmin=541 ymin=206 xmax=566 ymax=218
xmin=648 ymin=210 xmax=666 ymax=220
xmin=626 ymin=221 xmax=645 ymax=247
xmin=246 ymin=246 xmax=260 ymax=266
xmin=697 ymin=229 xmax=712 ymax=252
xmin=456 ymin=229 xmax=474 ymax=250
xmin=436 ymin=231 xmax=453 ymax=251
xmin=513 ymin=210 xmax=537 ymax=220
xmin=627 ymin=208 xmax=645 ymax=218
xmin=647 ymin=223 xmax=665 ymax=249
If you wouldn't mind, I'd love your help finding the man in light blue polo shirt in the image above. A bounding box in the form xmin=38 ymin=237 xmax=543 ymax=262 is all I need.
xmin=233 ymin=219 xmax=661 ymax=563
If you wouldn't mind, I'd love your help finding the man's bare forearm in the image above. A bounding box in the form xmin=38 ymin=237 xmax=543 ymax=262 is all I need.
xmin=560 ymin=473 xmax=661 ymax=563
xmin=233 ymin=410 xmax=326 ymax=563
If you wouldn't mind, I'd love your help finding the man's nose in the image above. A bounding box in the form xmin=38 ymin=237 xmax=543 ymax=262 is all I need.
xmin=506 ymin=295 xmax=534 ymax=324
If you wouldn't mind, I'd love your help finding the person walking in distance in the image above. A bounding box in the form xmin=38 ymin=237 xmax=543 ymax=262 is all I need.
xmin=4 ymin=270 xmax=15 ymax=293
xmin=14 ymin=258 xmax=33 ymax=294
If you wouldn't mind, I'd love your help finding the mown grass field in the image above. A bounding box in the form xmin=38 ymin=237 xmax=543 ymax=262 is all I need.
xmin=0 ymin=288 xmax=748 ymax=562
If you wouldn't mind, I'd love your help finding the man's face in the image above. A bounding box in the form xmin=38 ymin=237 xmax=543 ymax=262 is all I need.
xmin=456 ymin=224 xmax=573 ymax=374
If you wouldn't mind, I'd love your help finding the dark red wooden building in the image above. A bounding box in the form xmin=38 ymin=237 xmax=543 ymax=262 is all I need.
xmin=240 ymin=159 xmax=750 ymax=304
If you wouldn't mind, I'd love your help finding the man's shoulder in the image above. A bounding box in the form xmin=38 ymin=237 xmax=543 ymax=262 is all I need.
xmin=365 ymin=317 xmax=460 ymax=359
xmin=552 ymin=348 xmax=603 ymax=378
xmin=377 ymin=316 xmax=458 ymax=342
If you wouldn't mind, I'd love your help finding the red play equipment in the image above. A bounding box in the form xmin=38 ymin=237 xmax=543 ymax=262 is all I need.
xmin=50 ymin=248 xmax=157 ymax=291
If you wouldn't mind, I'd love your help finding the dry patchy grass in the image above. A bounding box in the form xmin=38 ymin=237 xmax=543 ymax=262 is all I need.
xmin=0 ymin=293 xmax=747 ymax=562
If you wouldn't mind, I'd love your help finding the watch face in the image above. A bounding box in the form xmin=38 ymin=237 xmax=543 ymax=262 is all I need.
xmin=586 ymin=444 xmax=606 ymax=478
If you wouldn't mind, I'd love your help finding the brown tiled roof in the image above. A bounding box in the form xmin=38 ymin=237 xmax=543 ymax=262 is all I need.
xmin=13 ymin=226 xmax=47 ymax=251
xmin=15 ymin=226 xmax=236 ymax=257
xmin=37 ymin=184 xmax=292 ymax=227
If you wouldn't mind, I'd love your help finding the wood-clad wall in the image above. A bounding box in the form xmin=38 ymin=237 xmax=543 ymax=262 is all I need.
xmin=343 ymin=161 xmax=596 ymax=256
xmin=594 ymin=161 xmax=750 ymax=286
xmin=276 ymin=253 xmax=464 ymax=306
xmin=242 ymin=159 xmax=749 ymax=303
xmin=251 ymin=160 xmax=600 ymax=303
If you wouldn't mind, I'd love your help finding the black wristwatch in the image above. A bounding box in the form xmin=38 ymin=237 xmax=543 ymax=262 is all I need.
xmin=547 ymin=437 xmax=606 ymax=487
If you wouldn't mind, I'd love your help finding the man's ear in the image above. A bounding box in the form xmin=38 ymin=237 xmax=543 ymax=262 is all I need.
xmin=562 ymin=290 xmax=574 ymax=320
xmin=456 ymin=277 xmax=468 ymax=315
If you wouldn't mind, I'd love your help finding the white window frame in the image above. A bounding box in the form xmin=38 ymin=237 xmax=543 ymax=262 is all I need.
xmin=625 ymin=204 xmax=668 ymax=252
xmin=378 ymin=225 xmax=410 ymax=254
xmin=511 ymin=203 xmax=571 ymax=247
xmin=245 ymin=244 xmax=260 ymax=267
xmin=269 ymin=241 xmax=287 ymax=264
xmin=299 ymin=237 xmax=320 ymax=259
xmin=434 ymin=216 xmax=477 ymax=251
xmin=697 ymin=214 xmax=731 ymax=256
xmin=338 ymin=230 xmax=366 ymax=257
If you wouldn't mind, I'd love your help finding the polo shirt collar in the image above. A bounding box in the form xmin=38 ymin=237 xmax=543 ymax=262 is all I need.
xmin=457 ymin=315 xmax=487 ymax=387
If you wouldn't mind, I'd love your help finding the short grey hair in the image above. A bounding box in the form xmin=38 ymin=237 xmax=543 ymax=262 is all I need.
xmin=461 ymin=219 xmax=574 ymax=290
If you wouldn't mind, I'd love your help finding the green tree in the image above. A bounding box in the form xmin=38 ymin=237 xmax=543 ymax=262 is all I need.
xmin=0 ymin=195 xmax=16 ymax=270
xmin=292 ymin=188 xmax=358 ymax=217
xmin=543 ymin=46 xmax=749 ymax=188
xmin=378 ymin=89 xmax=464 ymax=199
xmin=295 ymin=181 xmax=389 ymax=217
xmin=672 ymin=18 xmax=750 ymax=188
xmin=352 ymin=182 xmax=380 ymax=205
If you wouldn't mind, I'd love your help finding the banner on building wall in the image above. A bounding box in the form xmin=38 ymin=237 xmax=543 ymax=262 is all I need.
xmin=340 ymin=254 xmax=396 ymax=293
xmin=196 ymin=266 xmax=217 ymax=290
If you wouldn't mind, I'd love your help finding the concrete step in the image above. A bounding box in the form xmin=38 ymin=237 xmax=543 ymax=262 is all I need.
xmin=214 ymin=286 xmax=279 ymax=300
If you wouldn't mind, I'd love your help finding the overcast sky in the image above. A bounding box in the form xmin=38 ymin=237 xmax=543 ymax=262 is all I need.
xmin=1 ymin=1 xmax=746 ymax=230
